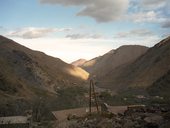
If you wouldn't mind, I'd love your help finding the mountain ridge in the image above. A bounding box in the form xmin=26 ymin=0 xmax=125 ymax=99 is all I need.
xmin=0 ymin=35 xmax=89 ymax=99
xmin=71 ymin=59 xmax=87 ymax=67
xmin=99 ymin=36 xmax=170 ymax=95
xmin=81 ymin=45 xmax=148 ymax=79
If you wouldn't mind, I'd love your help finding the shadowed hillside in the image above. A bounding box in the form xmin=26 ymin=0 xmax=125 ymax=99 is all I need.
xmin=98 ymin=36 xmax=170 ymax=95
xmin=148 ymin=69 xmax=170 ymax=97
xmin=0 ymin=35 xmax=89 ymax=96
xmin=81 ymin=45 xmax=148 ymax=79
xmin=0 ymin=35 xmax=89 ymax=117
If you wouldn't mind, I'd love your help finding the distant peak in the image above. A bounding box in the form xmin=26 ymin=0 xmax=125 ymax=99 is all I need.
xmin=114 ymin=45 xmax=148 ymax=53
xmin=118 ymin=45 xmax=148 ymax=49
xmin=0 ymin=35 xmax=8 ymax=40
xmin=156 ymin=36 xmax=170 ymax=47
xmin=77 ymin=59 xmax=87 ymax=61
xmin=107 ymin=49 xmax=115 ymax=54
xmin=0 ymin=35 xmax=15 ymax=44
xmin=71 ymin=59 xmax=87 ymax=67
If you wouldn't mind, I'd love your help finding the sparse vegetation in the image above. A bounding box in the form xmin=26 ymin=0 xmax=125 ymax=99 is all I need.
xmin=54 ymin=86 xmax=88 ymax=110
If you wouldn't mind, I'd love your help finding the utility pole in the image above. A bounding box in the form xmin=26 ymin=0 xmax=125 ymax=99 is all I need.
xmin=89 ymin=79 xmax=92 ymax=115
xmin=89 ymin=78 xmax=99 ymax=115
xmin=91 ymin=80 xmax=99 ymax=113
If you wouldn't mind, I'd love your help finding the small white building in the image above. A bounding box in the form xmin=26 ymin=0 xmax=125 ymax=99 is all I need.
xmin=0 ymin=116 xmax=30 ymax=128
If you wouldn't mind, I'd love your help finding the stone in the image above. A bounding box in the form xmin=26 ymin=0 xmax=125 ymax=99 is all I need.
xmin=144 ymin=115 xmax=163 ymax=124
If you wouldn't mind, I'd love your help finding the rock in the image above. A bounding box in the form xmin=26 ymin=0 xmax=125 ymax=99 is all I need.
xmin=163 ymin=111 xmax=170 ymax=120
xmin=96 ymin=118 xmax=112 ymax=128
xmin=67 ymin=114 xmax=79 ymax=120
xmin=122 ymin=119 xmax=135 ymax=128
xmin=56 ymin=105 xmax=170 ymax=128
xmin=144 ymin=115 xmax=163 ymax=124
xmin=101 ymin=103 xmax=109 ymax=113
xmin=145 ymin=123 xmax=159 ymax=128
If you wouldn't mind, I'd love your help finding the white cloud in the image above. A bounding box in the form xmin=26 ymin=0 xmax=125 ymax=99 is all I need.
xmin=39 ymin=0 xmax=129 ymax=22
xmin=127 ymin=0 xmax=169 ymax=24
xmin=6 ymin=27 xmax=71 ymax=39
xmin=130 ymin=11 xmax=163 ymax=23
xmin=114 ymin=28 xmax=161 ymax=48
xmin=66 ymin=33 xmax=103 ymax=39
xmin=115 ymin=29 xmax=155 ymax=38
xmin=141 ymin=0 xmax=166 ymax=9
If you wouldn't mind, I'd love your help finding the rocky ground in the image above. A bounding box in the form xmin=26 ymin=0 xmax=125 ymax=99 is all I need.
xmin=55 ymin=105 xmax=170 ymax=128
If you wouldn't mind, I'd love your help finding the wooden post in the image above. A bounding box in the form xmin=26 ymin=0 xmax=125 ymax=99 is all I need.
xmin=89 ymin=78 xmax=99 ymax=115
xmin=91 ymin=80 xmax=99 ymax=113
xmin=89 ymin=79 xmax=92 ymax=115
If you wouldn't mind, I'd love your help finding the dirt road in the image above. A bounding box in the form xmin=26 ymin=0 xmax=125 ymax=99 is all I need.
xmin=52 ymin=106 xmax=127 ymax=121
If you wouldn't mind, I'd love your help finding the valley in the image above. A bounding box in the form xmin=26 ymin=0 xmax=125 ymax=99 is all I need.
xmin=0 ymin=35 xmax=170 ymax=128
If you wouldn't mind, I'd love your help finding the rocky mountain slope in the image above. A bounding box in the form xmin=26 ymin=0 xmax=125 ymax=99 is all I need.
xmin=148 ymin=69 xmax=170 ymax=97
xmin=0 ymin=35 xmax=89 ymax=107
xmin=0 ymin=36 xmax=88 ymax=97
xmin=99 ymin=36 xmax=170 ymax=95
xmin=81 ymin=45 xmax=148 ymax=79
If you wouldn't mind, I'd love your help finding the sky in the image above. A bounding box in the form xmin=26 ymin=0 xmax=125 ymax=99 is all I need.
xmin=0 ymin=0 xmax=170 ymax=63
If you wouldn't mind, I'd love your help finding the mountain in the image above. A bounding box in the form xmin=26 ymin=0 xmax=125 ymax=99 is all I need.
xmin=81 ymin=45 xmax=148 ymax=79
xmin=148 ymin=69 xmax=170 ymax=97
xmin=71 ymin=59 xmax=87 ymax=67
xmin=0 ymin=35 xmax=89 ymax=111
xmin=99 ymin=36 xmax=170 ymax=95
xmin=0 ymin=36 xmax=89 ymax=97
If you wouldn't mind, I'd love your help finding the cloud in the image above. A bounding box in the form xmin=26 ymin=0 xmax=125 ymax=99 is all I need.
xmin=6 ymin=27 xmax=71 ymax=39
xmin=115 ymin=29 xmax=155 ymax=38
xmin=161 ymin=20 xmax=170 ymax=28
xmin=66 ymin=33 xmax=103 ymax=39
xmin=39 ymin=0 xmax=129 ymax=22
xmin=141 ymin=0 xmax=166 ymax=9
xmin=130 ymin=11 xmax=163 ymax=23
xmin=127 ymin=0 xmax=169 ymax=24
